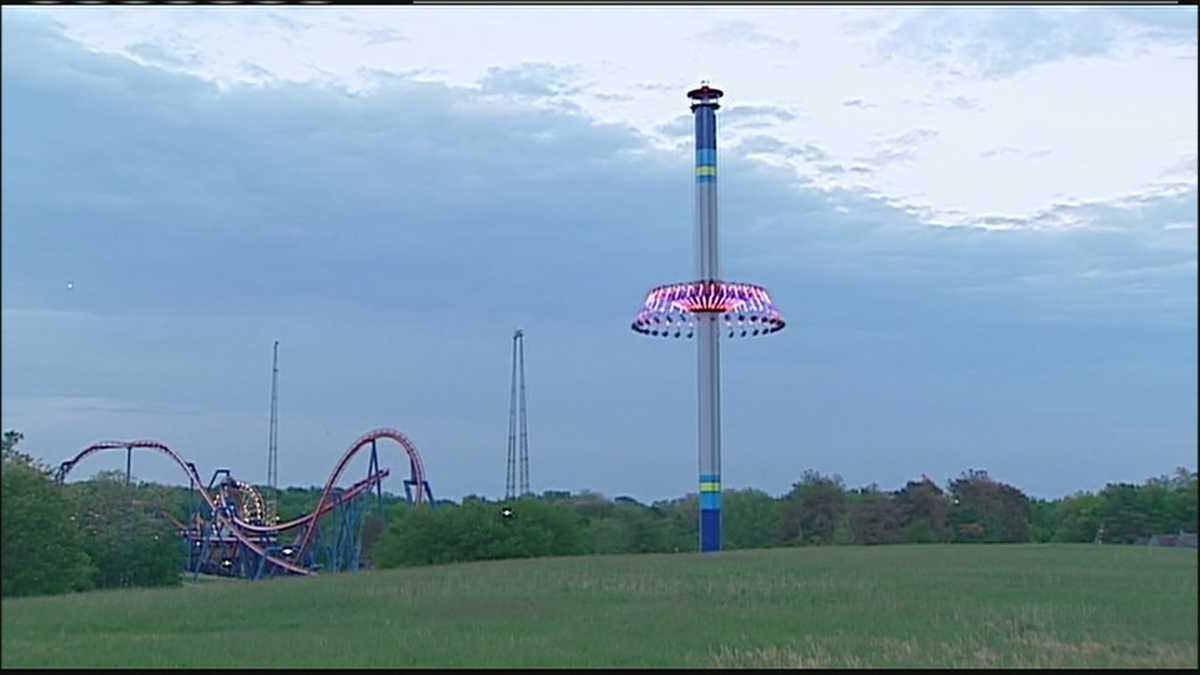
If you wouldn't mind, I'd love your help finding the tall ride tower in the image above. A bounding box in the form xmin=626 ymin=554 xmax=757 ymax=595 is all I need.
xmin=631 ymin=83 xmax=786 ymax=552
xmin=505 ymin=329 xmax=530 ymax=500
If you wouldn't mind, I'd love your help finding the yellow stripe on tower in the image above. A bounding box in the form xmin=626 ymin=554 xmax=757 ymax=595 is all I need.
xmin=695 ymin=166 xmax=717 ymax=177
xmin=699 ymin=481 xmax=721 ymax=492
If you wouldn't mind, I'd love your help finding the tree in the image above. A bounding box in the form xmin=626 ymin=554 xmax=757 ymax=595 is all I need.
xmin=2 ymin=430 xmax=47 ymax=473
xmin=1096 ymin=483 xmax=1151 ymax=544
xmin=722 ymin=489 xmax=781 ymax=550
xmin=372 ymin=497 xmax=586 ymax=568
xmin=894 ymin=476 xmax=949 ymax=543
xmin=847 ymin=490 xmax=903 ymax=545
xmin=655 ymin=494 xmax=698 ymax=552
xmin=947 ymin=470 xmax=1032 ymax=543
xmin=66 ymin=472 xmax=183 ymax=589
xmin=1028 ymin=498 xmax=1058 ymax=543
xmin=778 ymin=471 xmax=847 ymax=546
xmin=2 ymin=433 xmax=96 ymax=597
xmin=1052 ymin=492 xmax=1102 ymax=542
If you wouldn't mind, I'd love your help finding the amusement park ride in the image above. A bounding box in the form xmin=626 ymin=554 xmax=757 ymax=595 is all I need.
xmin=53 ymin=429 xmax=434 ymax=580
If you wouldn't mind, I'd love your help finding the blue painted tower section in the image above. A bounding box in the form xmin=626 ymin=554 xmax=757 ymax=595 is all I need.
xmin=691 ymin=85 xmax=723 ymax=553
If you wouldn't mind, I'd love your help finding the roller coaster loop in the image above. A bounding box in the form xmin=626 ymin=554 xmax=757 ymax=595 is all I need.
xmin=53 ymin=428 xmax=433 ymax=580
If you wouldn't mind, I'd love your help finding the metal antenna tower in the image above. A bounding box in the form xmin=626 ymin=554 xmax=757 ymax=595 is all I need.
xmin=505 ymin=329 xmax=530 ymax=499
xmin=267 ymin=340 xmax=279 ymax=520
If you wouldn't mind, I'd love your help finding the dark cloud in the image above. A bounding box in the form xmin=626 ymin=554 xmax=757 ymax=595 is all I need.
xmin=1 ymin=14 xmax=1194 ymax=501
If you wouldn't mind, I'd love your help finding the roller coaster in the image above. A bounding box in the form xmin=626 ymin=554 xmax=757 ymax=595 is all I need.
xmin=53 ymin=428 xmax=434 ymax=580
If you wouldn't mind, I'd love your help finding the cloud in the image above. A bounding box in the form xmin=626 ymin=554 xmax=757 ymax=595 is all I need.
xmin=2 ymin=13 xmax=1194 ymax=500
xmin=1109 ymin=6 xmax=1200 ymax=44
xmin=737 ymin=135 xmax=827 ymax=162
xmin=655 ymin=114 xmax=693 ymax=138
xmin=858 ymin=128 xmax=939 ymax=165
xmin=126 ymin=42 xmax=196 ymax=69
xmin=888 ymin=129 xmax=938 ymax=146
xmin=946 ymin=95 xmax=980 ymax=111
xmin=631 ymin=82 xmax=677 ymax=93
xmin=1161 ymin=153 xmax=1198 ymax=181
xmin=962 ymin=184 xmax=1198 ymax=243
xmin=591 ymin=91 xmax=635 ymax=103
xmin=874 ymin=7 xmax=1198 ymax=79
xmin=477 ymin=62 xmax=580 ymax=99
xmin=658 ymin=106 xmax=797 ymax=138
xmin=980 ymin=146 xmax=1052 ymax=161
xmin=695 ymin=20 xmax=799 ymax=51
xmin=721 ymin=104 xmax=797 ymax=126
xmin=842 ymin=98 xmax=876 ymax=110
xmin=980 ymin=146 xmax=1021 ymax=159
xmin=362 ymin=27 xmax=406 ymax=46
xmin=240 ymin=61 xmax=274 ymax=79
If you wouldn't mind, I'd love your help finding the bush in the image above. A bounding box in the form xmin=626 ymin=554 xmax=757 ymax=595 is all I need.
xmin=67 ymin=473 xmax=184 ymax=590
xmin=1 ymin=461 xmax=96 ymax=597
xmin=903 ymin=519 xmax=936 ymax=544
xmin=372 ymin=497 xmax=586 ymax=568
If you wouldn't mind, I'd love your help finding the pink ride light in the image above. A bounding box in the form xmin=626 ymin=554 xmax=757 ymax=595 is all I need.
xmin=631 ymin=281 xmax=785 ymax=339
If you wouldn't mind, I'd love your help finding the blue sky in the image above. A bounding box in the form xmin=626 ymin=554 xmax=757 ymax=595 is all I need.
xmin=1 ymin=7 xmax=1196 ymax=502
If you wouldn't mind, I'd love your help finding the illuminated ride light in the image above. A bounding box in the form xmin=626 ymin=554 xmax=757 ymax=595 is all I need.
xmin=631 ymin=281 xmax=785 ymax=339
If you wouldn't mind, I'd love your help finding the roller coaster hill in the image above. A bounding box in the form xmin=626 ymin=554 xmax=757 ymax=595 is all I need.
xmin=53 ymin=428 xmax=434 ymax=581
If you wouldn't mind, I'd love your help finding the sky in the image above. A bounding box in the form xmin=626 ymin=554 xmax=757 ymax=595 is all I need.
xmin=1 ymin=6 xmax=1196 ymax=503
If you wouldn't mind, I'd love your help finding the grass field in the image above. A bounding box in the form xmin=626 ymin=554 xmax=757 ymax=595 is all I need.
xmin=1 ymin=544 xmax=1196 ymax=668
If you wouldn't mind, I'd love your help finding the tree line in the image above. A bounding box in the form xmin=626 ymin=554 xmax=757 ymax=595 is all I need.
xmin=368 ymin=466 xmax=1197 ymax=568
xmin=3 ymin=428 xmax=1196 ymax=597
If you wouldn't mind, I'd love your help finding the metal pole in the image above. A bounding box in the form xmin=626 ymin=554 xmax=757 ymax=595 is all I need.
xmin=693 ymin=87 xmax=723 ymax=553
xmin=371 ymin=440 xmax=383 ymax=519
xmin=125 ymin=446 xmax=133 ymax=486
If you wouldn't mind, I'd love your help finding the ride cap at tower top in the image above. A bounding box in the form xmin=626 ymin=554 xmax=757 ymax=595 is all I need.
xmin=687 ymin=82 xmax=724 ymax=109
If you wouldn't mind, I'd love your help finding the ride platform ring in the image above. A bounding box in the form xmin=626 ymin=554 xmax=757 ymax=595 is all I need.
xmin=631 ymin=280 xmax=785 ymax=339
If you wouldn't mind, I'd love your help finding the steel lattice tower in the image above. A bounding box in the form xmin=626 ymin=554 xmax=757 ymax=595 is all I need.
xmin=266 ymin=340 xmax=279 ymax=520
xmin=630 ymin=83 xmax=786 ymax=552
xmin=506 ymin=329 xmax=530 ymax=500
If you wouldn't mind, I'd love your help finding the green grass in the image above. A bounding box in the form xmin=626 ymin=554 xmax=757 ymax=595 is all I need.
xmin=2 ymin=544 xmax=1196 ymax=668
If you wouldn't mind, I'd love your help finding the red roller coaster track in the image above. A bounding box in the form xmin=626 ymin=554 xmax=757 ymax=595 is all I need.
xmin=291 ymin=428 xmax=427 ymax=562
xmin=56 ymin=428 xmax=430 ymax=577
